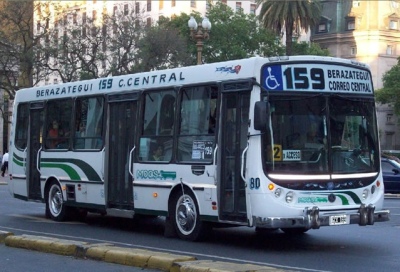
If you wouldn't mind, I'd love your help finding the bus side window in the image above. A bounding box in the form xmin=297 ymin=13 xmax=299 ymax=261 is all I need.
xmin=15 ymin=103 xmax=29 ymax=150
xmin=177 ymin=86 xmax=216 ymax=163
xmin=139 ymin=90 xmax=175 ymax=162
xmin=73 ymin=96 xmax=104 ymax=150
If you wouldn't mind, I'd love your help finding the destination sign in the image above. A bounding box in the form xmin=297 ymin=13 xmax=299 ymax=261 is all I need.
xmin=261 ymin=62 xmax=373 ymax=94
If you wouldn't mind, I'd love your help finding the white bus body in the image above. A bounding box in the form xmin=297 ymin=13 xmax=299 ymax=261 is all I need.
xmin=8 ymin=56 xmax=389 ymax=240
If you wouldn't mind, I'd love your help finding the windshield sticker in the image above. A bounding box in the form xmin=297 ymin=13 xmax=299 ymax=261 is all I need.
xmin=282 ymin=150 xmax=301 ymax=161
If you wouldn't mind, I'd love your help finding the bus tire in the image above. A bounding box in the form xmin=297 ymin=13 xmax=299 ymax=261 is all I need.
xmin=46 ymin=181 xmax=69 ymax=221
xmin=170 ymin=190 xmax=208 ymax=241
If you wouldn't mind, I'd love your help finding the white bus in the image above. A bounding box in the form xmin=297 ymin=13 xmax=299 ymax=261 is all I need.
xmin=8 ymin=56 xmax=390 ymax=241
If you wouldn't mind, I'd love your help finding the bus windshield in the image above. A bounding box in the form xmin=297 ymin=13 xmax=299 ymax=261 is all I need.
xmin=264 ymin=95 xmax=379 ymax=175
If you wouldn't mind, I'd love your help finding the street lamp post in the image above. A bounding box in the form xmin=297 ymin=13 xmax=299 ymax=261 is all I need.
xmin=188 ymin=16 xmax=212 ymax=65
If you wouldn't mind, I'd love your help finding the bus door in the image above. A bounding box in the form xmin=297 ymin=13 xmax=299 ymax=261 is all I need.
xmin=107 ymin=93 xmax=139 ymax=210
xmin=28 ymin=102 xmax=44 ymax=200
xmin=219 ymin=90 xmax=250 ymax=222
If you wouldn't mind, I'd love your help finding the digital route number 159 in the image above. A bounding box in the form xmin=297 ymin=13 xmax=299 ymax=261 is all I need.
xmin=283 ymin=67 xmax=325 ymax=90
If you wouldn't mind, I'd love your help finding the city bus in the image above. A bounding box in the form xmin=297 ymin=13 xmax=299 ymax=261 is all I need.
xmin=8 ymin=56 xmax=390 ymax=241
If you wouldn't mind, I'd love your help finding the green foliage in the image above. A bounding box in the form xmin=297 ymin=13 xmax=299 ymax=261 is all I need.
xmin=166 ymin=2 xmax=284 ymax=65
xmin=257 ymin=0 xmax=322 ymax=56
xmin=376 ymin=57 xmax=400 ymax=115
xmin=291 ymin=42 xmax=330 ymax=56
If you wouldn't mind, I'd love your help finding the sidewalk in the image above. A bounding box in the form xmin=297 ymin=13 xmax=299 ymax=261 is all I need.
xmin=0 ymin=174 xmax=7 ymax=185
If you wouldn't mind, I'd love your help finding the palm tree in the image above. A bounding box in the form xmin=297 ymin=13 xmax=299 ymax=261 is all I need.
xmin=256 ymin=0 xmax=322 ymax=56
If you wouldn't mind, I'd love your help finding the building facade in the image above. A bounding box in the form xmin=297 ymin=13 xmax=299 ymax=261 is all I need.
xmin=32 ymin=0 xmax=400 ymax=150
xmin=312 ymin=0 xmax=400 ymax=150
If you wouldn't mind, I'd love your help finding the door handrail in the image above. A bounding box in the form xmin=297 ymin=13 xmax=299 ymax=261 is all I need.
xmin=36 ymin=147 xmax=42 ymax=174
xmin=241 ymin=143 xmax=249 ymax=182
xmin=128 ymin=146 xmax=135 ymax=179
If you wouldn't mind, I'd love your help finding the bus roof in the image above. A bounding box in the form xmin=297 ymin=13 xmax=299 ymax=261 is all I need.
xmin=14 ymin=55 xmax=371 ymax=103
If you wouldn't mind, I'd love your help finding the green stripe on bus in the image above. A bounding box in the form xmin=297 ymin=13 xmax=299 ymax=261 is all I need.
xmin=335 ymin=194 xmax=350 ymax=205
xmin=41 ymin=163 xmax=81 ymax=180
xmin=41 ymin=158 xmax=101 ymax=181
xmin=340 ymin=191 xmax=361 ymax=204
xmin=12 ymin=153 xmax=101 ymax=182
xmin=13 ymin=157 xmax=24 ymax=167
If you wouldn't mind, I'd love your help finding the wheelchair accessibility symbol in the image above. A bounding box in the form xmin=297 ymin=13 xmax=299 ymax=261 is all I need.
xmin=265 ymin=67 xmax=280 ymax=89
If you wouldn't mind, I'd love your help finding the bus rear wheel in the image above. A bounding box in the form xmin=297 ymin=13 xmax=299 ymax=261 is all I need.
xmin=46 ymin=181 xmax=70 ymax=221
xmin=170 ymin=190 xmax=208 ymax=241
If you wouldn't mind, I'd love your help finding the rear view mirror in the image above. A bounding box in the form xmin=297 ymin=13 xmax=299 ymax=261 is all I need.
xmin=254 ymin=101 xmax=270 ymax=131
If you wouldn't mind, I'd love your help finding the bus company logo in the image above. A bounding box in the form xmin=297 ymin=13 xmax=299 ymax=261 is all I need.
xmin=136 ymin=169 xmax=177 ymax=180
xmin=298 ymin=196 xmax=328 ymax=204
xmin=215 ymin=65 xmax=241 ymax=74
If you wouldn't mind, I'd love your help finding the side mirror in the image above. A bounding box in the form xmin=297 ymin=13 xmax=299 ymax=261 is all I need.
xmin=254 ymin=101 xmax=270 ymax=131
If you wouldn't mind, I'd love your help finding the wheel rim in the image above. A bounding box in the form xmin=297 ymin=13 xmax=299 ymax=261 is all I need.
xmin=175 ymin=194 xmax=197 ymax=235
xmin=49 ymin=184 xmax=63 ymax=216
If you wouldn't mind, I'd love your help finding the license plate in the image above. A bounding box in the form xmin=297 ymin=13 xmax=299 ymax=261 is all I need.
xmin=329 ymin=215 xmax=349 ymax=225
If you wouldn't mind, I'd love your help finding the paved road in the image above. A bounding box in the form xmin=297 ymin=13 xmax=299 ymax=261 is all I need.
xmin=0 ymin=243 xmax=153 ymax=272
xmin=0 ymin=174 xmax=287 ymax=272
xmin=1 ymin=175 xmax=161 ymax=272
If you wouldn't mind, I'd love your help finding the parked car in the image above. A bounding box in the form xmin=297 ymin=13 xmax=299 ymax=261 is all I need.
xmin=381 ymin=157 xmax=400 ymax=194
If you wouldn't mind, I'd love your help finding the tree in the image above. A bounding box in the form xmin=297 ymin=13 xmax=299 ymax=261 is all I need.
xmin=38 ymin=2 xmax=143 ymax=81
xmin=256 ymin=0 xmax=322 ymax=56
xmin=291 ymin=41 xmax=330 ymax=56
xmin=134 ymin=22 xmax=192 ymax=72
xmin=166 ymin=2 xmax=284 ymax=65
xmin=0 ymin=1 xmax=51 ymax=98
xmin=37 ymin=2 xmax=191 ymax=81
xmin=375 ymin=57 xmax=400 ymax=115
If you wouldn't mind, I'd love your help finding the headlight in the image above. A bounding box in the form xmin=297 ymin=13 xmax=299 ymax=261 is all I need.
xmin=274 ymin=188 xmax=282 ymax=198
xmin=286 ymin=191 xmax=294 ymax=203
xmin=362 ymin=189 xmax=369 ymax=200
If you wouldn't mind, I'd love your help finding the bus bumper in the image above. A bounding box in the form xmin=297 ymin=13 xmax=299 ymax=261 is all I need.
xmin=254 ymin=204 xmax=390 ymax=229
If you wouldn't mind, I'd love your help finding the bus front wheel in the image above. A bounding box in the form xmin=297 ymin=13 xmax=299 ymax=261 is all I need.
xmin=46 ymin=181 xmax=69 ymax=221
xmin=170 ymin=190 xmax=208 ymax=241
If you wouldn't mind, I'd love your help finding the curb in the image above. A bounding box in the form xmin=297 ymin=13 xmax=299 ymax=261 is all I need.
xmin=0 ymin=231 xmax=287 ymax=272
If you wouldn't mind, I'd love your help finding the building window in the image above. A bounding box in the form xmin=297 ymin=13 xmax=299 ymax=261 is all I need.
xmin=124 ymin=4 xmax=129 ymax=15
xmin=350 ymin=46 xmax=357 ymax=55
xmin=136 ymin=2 xmax=140 ymax=13
xmin=73 ymin=13 xmax=77 ymax=24
xmin=387 ymin=45 xmax=394 ymax=55
xmin=387 ymin=113 xmax=394 ymax=123
xmin=172 ymin=0 xmax=176 ymax=7
xmin=221 ymin=0 xmax=227 ymax=4
xmin=83 ymin=12 xmax=86 ymax=24
xmin=159 ymin=0 xmax=163 ymax=10
xmin=236 ymin=2 xmax=242 ymax=12
xmin=390 ymin=19 xmax=398 ymax=30
xmin=353 ymin=1 xmax=360 ymax=7
xmin=92 ymin=10 xmax=97 ymax=21
xmin=147 ymin=0 xmax=151 ymax=11
xmin=347 ymin=19 xmax=355 ymax=30
xmin=147 ymin=17 xmax=151 ymax=27
xmin=191 ymin=1 xmax=196 ymax=8
xmin=250 ymin=4 xmax=256 ymax=15
xmin=318 ymin=23 xmax=326 ymax=32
